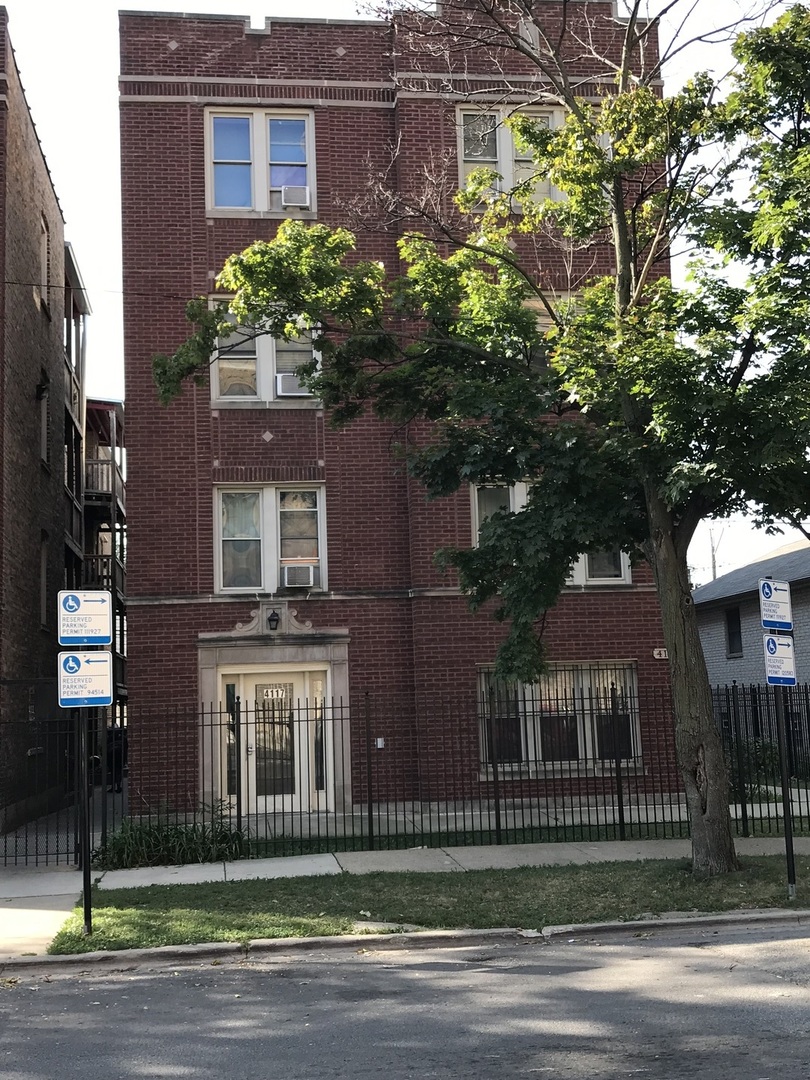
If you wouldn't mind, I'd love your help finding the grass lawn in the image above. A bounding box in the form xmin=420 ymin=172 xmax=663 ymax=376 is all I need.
xmin=49 ymin=855 xmax=810 ymax=955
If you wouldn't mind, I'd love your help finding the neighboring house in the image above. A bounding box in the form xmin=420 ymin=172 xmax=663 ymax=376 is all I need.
xmin=0 ymin=7 xmax=126 ymax=835
xmin=119 ymin=6 xmax=677 ymax=821
xmin=694 ymin=541 xmax=810 ymax=687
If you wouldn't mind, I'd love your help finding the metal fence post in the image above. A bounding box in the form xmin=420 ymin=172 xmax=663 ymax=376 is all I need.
xmin=234 ymin=697 xmax=243 ymax=837
xmin=488 ymin=688 xmax=503 ymax=845
xmin=364 ymin=693 xmax=375 ymax=851
xmin=610 ymin=684 xmax=626 ymax=841
xmin=731 ymin=682 xmax=749 ymax=837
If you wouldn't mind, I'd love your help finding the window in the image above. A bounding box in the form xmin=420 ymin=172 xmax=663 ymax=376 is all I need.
xmin=568 ymin=550 xmax=632 ymax=586
xmin=471 ymin=484 xmax=631 ymax=584
xmin=460 ymin=108 xmax=557 ymax=203
xmin=211 ymin=313 xmax=317 ymax=404
xmin=479 ymin=662 xmax=640 ymax=768
xmin=217 ymin=487 xmax=325 ymax=593
xmin=725 ymin=606 xmax=743 ymax=657
xmin=473 ymin=482 xmax=528 ymax=536
xmin=37 ymin=215 xmax=51 ymax=312
xmin=207 ymin=109 xmax=315 ymax=214
xmin=38 ymin=373 xmax=50 ymax=465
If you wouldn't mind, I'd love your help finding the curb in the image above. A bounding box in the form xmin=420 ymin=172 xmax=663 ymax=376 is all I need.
xmin=541 ymin=907 xmax=810 ymax=939
xmin=0 ymin=927 xmax=522 ymax=975
xmin=2 ymin=910 xmax=810 ymax=975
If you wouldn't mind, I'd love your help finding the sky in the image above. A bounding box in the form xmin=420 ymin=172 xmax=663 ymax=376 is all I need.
xmin=4 ymin=0 xmax=805 ymax=585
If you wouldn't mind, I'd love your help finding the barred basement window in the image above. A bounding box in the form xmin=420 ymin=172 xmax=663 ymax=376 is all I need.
xmin=479 ymin=662 xmax=640 ymax=768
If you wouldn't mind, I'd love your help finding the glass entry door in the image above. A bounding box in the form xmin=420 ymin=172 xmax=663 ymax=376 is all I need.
xmin=223 ymin=669 xmax=331 ymax=814
xmin=253 ymin=679 xmax=297 ymax=800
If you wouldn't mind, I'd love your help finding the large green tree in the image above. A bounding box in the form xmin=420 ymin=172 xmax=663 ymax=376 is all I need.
xmin=154 ymin=2 xmax=810 ymax=876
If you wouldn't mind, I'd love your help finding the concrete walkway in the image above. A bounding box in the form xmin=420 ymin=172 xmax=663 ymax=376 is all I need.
xmin=2 ymin=837 xmax=808 ymax=962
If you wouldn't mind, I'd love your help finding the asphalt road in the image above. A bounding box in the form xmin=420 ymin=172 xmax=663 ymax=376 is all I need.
xmin=2 ymin=921 xmax=810 ymax=1079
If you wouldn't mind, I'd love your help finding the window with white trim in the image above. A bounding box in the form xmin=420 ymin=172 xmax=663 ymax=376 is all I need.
xmin=212 ymin=313 xmax=317 ymax=403
xmin=459 ymin=108 xmax=558 ymax=203
xmin=471 ymin=484 xmax=631 ymax=585
xmin=207 ymin=109 xmax=315 ymax=213
xmin=479 ymin=662 xmax=640 ymax=767
xmin=36 ymin=215 xmax=51 ymax=312
xmin=217 ymin=486 xmax=325 ymax=593
xmin=473 ymin=482 xmax=529 ymax=536
xmin=568 ymin=550 xmax=632 ymax=586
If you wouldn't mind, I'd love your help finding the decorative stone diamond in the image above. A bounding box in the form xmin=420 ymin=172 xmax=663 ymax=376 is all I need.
xmin=336 ymin=46 xmax=346 ymax=56
xmin=262 ymin=431 xmax=273 ymax=442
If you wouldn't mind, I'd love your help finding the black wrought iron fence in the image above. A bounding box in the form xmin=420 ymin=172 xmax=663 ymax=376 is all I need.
xmin=712 ymin=682 xmax=810 ymax=836
xmin=0 ymin=709 xmax=128 ymax=866
xmin=3 ymin=684 xmax=809 ymax=867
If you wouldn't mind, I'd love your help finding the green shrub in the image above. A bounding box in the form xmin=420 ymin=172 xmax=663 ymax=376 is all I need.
xmin=727 ymin=738 xmax=782 ymax=802
xmin=94 ymin=803 xmax=248 ymax=869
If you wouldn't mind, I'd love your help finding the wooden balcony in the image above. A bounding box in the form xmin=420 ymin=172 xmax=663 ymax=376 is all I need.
xmin=83 ymin=553 xmax=126 ymax=597
xmin=85 ymin=458 xmax=126 ymax=514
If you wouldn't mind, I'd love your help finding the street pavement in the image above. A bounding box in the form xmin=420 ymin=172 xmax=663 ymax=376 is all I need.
xmin=1 ymin=836 xmax=809 ymax=964
xmin=3 ymin=923 xmax=810 ymax=1079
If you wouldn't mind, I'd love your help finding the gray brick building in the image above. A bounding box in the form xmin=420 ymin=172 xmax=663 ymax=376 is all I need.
xmin=694 ymin=542 xmax=810 ymax=686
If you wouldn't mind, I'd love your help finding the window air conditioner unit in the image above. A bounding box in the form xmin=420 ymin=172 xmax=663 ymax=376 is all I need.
xmin=281 ymin=185 xmax=310 ymax=208
xmin=275 ymin=372 xmax=310 ymax=397
xmin=282 ymin=563 xmax=315 ymax=588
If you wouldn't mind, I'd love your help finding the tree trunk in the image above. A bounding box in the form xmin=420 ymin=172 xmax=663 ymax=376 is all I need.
xmin=646 ymin=499 xmax=739 ymax=876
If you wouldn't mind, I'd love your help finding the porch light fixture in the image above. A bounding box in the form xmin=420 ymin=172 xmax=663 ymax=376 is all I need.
xmin=267 ymin=609 xmax=281 ymax=632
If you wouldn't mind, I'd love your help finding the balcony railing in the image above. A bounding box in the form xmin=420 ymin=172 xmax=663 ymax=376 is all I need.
xmin=85 ymin=459 xmax=126 ymax=512
xmin=64 ymin=495 xmax=82 ymax=547
xmin=83 ymin=553 xmax=126 ymax=596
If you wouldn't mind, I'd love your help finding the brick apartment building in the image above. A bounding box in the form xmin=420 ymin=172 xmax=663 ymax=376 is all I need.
xmin=0 ymin=7 xmax=117 ymax=834
xmin=120 ymin=4 xmax=677 ymax=827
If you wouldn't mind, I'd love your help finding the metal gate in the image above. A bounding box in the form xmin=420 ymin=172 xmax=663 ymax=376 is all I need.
xmin=1 ymin=715 xmax=126 ymax=866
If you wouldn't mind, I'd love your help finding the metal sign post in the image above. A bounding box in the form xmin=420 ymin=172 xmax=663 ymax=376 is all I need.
xmin=760 ymin=578 xmax=797 ymax=900
xmin=774 ymin=689 xmax=797 ymax=901
xmin=58 ymin=590 xmax=113 ymax=937
xmin=76 ymin=707 xmax=92 ymax=936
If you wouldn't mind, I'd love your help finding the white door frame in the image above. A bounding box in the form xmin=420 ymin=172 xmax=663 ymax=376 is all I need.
xmin=219 ymin=665 xmax=333 ymax=813
xmin=198 ymin=623 xmax=352 ymax=813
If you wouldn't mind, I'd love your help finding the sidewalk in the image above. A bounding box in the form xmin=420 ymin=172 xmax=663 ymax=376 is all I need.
xmin=2 ymin=836 xmax=808 ymax=962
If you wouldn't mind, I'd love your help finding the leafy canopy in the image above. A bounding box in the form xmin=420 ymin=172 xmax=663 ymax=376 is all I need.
xmin=154 ymin=6 xmax=810 ymax=680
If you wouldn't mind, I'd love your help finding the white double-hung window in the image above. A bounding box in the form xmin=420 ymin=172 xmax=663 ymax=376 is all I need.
xmin=218 ymin=487 xmax=325 ymax=593
xmin=211 ymin=313 xmax=316 ymax=403
xmin=208 ymin=109 xmax=315 ymax=213
xmin=471 ymin=484 xmax=631 ymax=585
xmin=459 ymin=108 xmax=558 ymax=203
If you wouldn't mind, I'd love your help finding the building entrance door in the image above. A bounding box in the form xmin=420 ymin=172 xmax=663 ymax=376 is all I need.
xmin=222 ymin=669 xmax=331 ymax=814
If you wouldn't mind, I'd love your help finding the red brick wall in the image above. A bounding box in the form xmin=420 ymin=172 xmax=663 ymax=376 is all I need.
xmin=120 ymin=9 xmax=678 ymax=803
xmin=0 ymin=18 xmax=68 ymax=725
